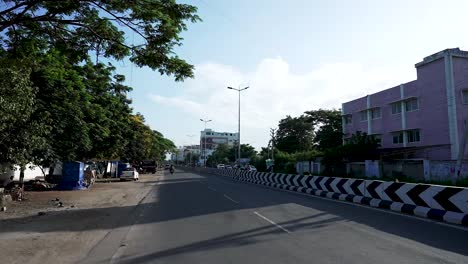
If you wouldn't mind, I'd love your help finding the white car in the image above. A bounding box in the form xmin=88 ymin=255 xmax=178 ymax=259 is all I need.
xmin=120 ymin=167 xmax=139 ymax=181
xmin=216 ymin=164 xmax=225 ymax=169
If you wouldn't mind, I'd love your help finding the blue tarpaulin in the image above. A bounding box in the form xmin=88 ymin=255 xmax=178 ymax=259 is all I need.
xmin=57 ymin=161 xmax=86 ymax=190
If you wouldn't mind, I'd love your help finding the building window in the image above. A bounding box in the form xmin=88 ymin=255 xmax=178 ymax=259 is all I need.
xmin=462 ymin=90 xmax=468 ymax=104
xmin=344 ymin=115 xmax=352 ymax=125
xmin=230 ymin=133 xmax=233 ymax=136
xmin=371 ymin=108 xmax=381 ymax=119
xmin=360 ymin=110 xmax=368 ymax=121
xmin=392 ymin=132 xmax=404 ymax=144
xmin=407 ymin=129 xmax=421 ymax=143
xmin=391 ymin=102 xmax=401 ymax=114
xmin=405 ymin=98 xmax=419 ymax=112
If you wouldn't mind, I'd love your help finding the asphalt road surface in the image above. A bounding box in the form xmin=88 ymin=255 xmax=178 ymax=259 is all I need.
xmin=82 ymin=169 xmax=468 ymax=264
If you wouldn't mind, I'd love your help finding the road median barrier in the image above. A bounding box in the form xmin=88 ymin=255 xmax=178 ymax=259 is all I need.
xmin=180 ymin=166 xmax=468 ymax=226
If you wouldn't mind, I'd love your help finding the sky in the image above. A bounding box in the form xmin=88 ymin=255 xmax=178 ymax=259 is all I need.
xmin=115 ymin=0 xmax=468 ymax=150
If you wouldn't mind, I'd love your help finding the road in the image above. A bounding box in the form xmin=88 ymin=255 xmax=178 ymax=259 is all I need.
xmin=83 ymin=169 xmax=468 ymax=264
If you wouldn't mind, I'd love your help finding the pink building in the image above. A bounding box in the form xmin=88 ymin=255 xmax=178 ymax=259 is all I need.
xmin=342 ymin=48 xmax=468 ymax=160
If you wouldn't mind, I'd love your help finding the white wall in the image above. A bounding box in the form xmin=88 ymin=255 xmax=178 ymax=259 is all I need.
xmin=0 ymin=163 xmax=49 ymax=184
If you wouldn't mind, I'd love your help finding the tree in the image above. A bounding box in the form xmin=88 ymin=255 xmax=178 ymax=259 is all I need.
xmin=30 ymin=50 xmax=93 ymax=162
xmin=122 ymin=114 xmax=175 ymax=163
xmin=275 ymin=115 xmax=314 ymax=153
xmin=206 ymin=144 xmax=231 ymax=167
xmin=322 ymin=131 xmax=380 ymax=174
xmin=304 ymin=109 xmax=343 ymax=150
xmin=0 ymin=1 xmax=196 ymax=183
xmin=0 ymin=0 xmax=201 ymax=81
xmin=0 ymin=66 xmax=48 ymax=188
xmin=234 ymin=144 xmax=257 ymax=161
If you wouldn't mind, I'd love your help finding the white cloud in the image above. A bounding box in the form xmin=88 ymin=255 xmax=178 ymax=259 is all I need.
xmin=149 ymin=58 xmax=415 ymax=149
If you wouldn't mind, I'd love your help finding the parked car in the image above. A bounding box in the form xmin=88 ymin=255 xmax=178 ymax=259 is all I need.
xmin=225 ymin=165 xmax=233 ymax=169
xmin=246 ymin=165 xmax=257 ymax=172
xmin=216 ymin=164 xmax=225 ymax=169
xmin=120 ymin=167 xmax=139 ymax=181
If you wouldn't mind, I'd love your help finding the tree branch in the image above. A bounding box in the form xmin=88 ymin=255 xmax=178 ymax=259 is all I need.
xmin=0 ymin=1 xmax=30 ymax=17
xmin=88 ymin=1 xmax=148 ymax=42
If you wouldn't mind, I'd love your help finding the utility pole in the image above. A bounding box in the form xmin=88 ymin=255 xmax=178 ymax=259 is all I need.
xmin=270 ymin=128 xmax=276 ymax=172
xmin=200 ymin=119 xmax=212 ymax=167
xmin=227 ymin=86 xmax=249 ymax=167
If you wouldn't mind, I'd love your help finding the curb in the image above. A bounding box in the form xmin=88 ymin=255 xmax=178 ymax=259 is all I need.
xmin=229 ymin=174 xmax=468 ymax=226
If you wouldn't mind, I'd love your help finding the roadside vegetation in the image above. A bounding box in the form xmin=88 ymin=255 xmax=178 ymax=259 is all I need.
xmin=0 ymin=1 xmax=200 ymax=177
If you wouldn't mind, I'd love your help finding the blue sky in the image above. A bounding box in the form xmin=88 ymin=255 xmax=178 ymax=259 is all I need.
xmin=116 ymin=0 xmax=468 ymax=149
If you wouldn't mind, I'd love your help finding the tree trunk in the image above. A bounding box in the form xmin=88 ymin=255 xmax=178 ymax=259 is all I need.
xmin=19 ymin=165 xmax=25 ymax=189
xmin=18 ymin=165 xmax=25 ymax=201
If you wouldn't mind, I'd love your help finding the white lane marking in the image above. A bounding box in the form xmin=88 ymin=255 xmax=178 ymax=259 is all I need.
xmin=223 ymin=194 xmax=239 ymax=204
xmin=250 ymin=183 xmax=468 ymax=232
xmin=207 ymin=186 xmax=217 ymax=192
xmin=199 ymin=172 xmax=468 ymax=231
xmin=253 ymin=211 xmax=291 ymax=233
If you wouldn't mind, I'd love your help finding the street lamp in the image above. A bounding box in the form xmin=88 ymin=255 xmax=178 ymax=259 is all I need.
xmin=186 ymin=134 xmax=195 ymax=166
xmin=200 ymin=119 xmax=212 ymax=167
xmin=227 ymin=86 xmax=249 ymax=167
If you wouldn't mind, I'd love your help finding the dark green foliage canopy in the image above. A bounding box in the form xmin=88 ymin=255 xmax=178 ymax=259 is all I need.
xmin=0 ymin=1 xmax=195 ymax=169
xmin=0 ymin=0 xmax=200 ymax=80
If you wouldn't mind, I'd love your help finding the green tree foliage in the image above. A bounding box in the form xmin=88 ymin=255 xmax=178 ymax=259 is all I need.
xmin=228 ymin=144 xmax=257 ymax=161
xmin=0 ymin=1 xmax=193 ymax=171
xmin=275 ymin=109 xmax=343 ymax=154
xmin=0 ymin=66 xmax=48 ymax=167
xmin=304 ymin=109 xmax=343 ymax=150
xmin=275 ymin=115 xmax=314 ymax=153
xmin=123 ymin=114 xmax=176 ymax=163
xmin=206 ymin=144 xmax=258 ymax=167
xmin=0 ymin=0 xmax=201 ymax=80
xmin=206 ymin=144 xmax=230 ymax=167
xmin=322 ymin=131 xmax=380 ymax=173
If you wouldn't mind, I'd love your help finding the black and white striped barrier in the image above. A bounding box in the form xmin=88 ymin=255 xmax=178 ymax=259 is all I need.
xmin=205 ymin=168 xmax=468 ymax=226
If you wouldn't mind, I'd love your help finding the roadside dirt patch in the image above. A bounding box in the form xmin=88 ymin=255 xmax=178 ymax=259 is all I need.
xmin=0 ymin=173 xmax=161 ymax=264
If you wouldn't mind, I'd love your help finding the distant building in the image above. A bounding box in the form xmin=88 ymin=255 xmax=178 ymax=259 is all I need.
xmin=200 ymin=129 xmax=239 ymax=164
xmin=171 ymin=147 xmax=185 ymax=163
xmin=171 ymin=145 xmax=200 ymax=164
xmin=342 ymin=48 xmax=468 ymax=160
xmin=185 ymin=145 xmax=200 ymax=155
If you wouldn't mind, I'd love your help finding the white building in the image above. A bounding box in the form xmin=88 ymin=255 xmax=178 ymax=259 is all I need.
xmin=171 ymin=145 xmax=201 ymax=164
xmin=200 ymin=129 xmax=239 ymax=164
xmin=171 ymin=147 xmax=185 ymax=163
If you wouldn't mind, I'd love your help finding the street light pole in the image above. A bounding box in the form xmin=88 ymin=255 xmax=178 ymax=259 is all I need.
xmin=200 ymin=119 xmax=212 ymax=167
xmin=227 ymin=86 xmax=249 ymax=167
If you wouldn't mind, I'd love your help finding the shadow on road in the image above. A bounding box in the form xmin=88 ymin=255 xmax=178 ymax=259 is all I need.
xmin=0 ymin=170 xmax=467 ymax=258
xmin=118 ymin=213 xmax=339 ymax=264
